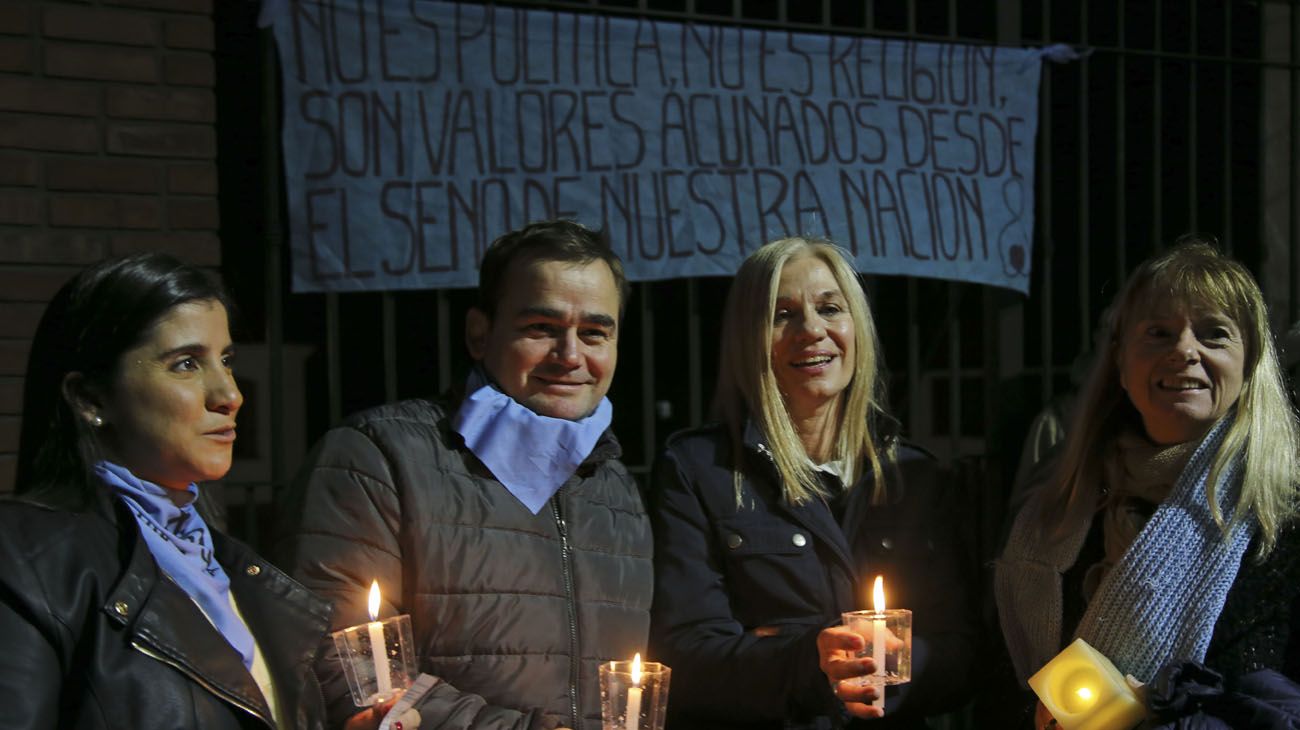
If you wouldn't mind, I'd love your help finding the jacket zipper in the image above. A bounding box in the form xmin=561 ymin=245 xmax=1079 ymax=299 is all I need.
xmin=130 ymin=640 xmax=270 ymax=726
xmin=552 ymin=497 xmax=582 ymax=730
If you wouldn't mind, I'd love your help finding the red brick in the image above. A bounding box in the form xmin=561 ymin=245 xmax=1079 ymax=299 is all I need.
xmin=0 ymin=114 xmax=99 ymax=152
xmin=104 ymin=0 xmax=212 ymax=13
xmin=110 ymin=231 xmax=219 ymax=266
xmin=0 ymin=39 xmax=34 ymax=73
xmin=49 ymin=195 xmax=161 ymax=229
xmin=0 ymin=192 xmax=40 ymax=225
xmin=0 ymin=154 xmax=38 ymax=186
xmin=0 ymin=305 xmax=43 ymax=339
xmin=168 ymin=197 xmax=218 ymax=229
xmin=0 ymin=76 xmax=100 ymax=116
xmin=0 ymin=378 xmax=21 ymax=414
xmin=44 ymin=5 xmax=158 ymax=46
xmin=45 ymin=158 xmax=160 ymax=194
xmin=0 ymin=340 xmax=31 ymax=376
xmin=0 ymin=267 xmax=77 ymax=302
xmin=167 ymin=163 xmax=216 ymax=195
xmin=164 ymin=16 xmax=212 ymax=50
xmin=163 ymin=51 xmax=213 ymax=87
xmin=45 ymin=43 xmax=158 ymax=83
xmin=0 ymin=231 xmax=106 ymax=264
xmin=0 ymin=416 xmax=17 ymax=452
xmin=107 ymin=123 xmax=214 ymax=158
xmin=0 ymin=4 xmax=35 ymax=35
xmin=106 ymin=86 xmax=213 ymax=122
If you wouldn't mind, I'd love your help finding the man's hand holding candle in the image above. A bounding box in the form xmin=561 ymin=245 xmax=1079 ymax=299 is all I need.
xmin=343 ymin=694 xmax=402 ymax=730
xmin=817 ymin=626 xmax=883 ymax=719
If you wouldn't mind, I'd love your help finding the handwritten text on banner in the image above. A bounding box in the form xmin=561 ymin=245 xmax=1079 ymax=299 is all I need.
xmin=270 ymin=0 xmax=1043 ymax=293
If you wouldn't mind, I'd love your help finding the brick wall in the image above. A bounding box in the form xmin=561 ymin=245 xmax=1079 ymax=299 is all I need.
xmin=0 ymin=0 xmax=217 ymax=493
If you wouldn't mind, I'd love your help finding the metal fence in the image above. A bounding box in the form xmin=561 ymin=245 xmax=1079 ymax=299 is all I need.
xmin=215 ymin=0 xmax=1300 ymax=569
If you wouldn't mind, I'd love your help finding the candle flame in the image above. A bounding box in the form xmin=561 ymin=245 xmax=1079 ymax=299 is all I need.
xmin=368 ymin=580 xmax=381 ymax=621
xmin=631 ymin=653 xmax=642 ymax=685
xmin=872 ymin=575 xmax=885 ymax=612
xmin=1076 ymin=687 xmax=1093 ymax=701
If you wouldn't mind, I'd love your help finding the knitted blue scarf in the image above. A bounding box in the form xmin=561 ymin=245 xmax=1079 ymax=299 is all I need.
xmin=1074 ymin=418 xmax=1253 ymax=681
xmin=96 ymin=461 xmax=256 ymax=670
xmin=452 ymin=369 xmax=613 ymax=514
xmin=996 ymin=417 xmax=1254 ymax=684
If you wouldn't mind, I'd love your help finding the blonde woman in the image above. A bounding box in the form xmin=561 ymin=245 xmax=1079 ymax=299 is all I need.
xmin=648 ymin=238 xmax=975 ymax=729
xmin=994 ymin=239 xmax=1300 ymax=728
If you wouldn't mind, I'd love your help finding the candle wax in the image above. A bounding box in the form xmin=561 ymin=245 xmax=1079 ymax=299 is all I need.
xmin=369 ymin=621 xmax=392 ymax=699
xmin=625 ymin=686 xmax=642 ymax=730
xmin=871 ymin=618 xmax=886 ymax=709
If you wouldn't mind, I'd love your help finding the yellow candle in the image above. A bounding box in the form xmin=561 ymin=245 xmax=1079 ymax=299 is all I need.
xmin=1027 ymin=638 xmax=1144 ymax=730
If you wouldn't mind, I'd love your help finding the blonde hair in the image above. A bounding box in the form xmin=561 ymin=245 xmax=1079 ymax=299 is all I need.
xmin=712 ymin=237 xmax=890 ymax=506
xmin=1033 ymin=239 xmax=1300 ymax=555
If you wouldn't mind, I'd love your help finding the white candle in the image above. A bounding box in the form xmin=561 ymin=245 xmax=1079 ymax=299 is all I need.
xmin=368 ymin=581 xmax=393 ymax=699
xmin=871 ymin=576 xmax=886 ymax=711
xmin=625 ymin=653 xmax=643 ymax=730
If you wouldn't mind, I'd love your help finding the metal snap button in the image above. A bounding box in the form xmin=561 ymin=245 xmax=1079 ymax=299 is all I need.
xmin=245 ymin=564 xmax=262 ymax=576
xmin=726 ymin=533 xmax=743 ymax=549
xmin=880 ymin=537 xmax=894 ymax=550
xmin=113 ymin=601 xmax=129 ymax=617
xmin=792 ymin=533 xmax=807 ymax=547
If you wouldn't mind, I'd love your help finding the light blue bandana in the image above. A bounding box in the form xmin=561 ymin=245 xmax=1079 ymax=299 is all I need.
xmin=96 ymin=461 xmax=256 ymax=670
xmin=453 ymin=369 xmax=613 ymax=514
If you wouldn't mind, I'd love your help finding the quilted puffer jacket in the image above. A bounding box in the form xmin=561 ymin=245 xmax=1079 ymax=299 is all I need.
xmin=275 ymin=398 xmax=653 ymax=730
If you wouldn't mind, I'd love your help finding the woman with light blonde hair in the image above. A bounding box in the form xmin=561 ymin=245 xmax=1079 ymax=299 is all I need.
xmin=994 ymin=238 xmax=1300 ymax=728
xmin=649 ymin=237 xmax=976 ymax=729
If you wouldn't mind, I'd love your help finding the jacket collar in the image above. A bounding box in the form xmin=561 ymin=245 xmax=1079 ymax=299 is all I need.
xmin=740 ymin=421 xmax=858 ymax=583
xmin=101 ymin=498 xmax=331 ymax=728
xmin=217 ymin=530 xmax=333 ymax=724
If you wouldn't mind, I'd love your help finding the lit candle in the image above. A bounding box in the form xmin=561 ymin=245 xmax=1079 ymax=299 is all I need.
xmin=625 ymin=653 xmax=643 ymax=730
xmin=367 ymin=580 xmax=393 ymax=699
xmin=1027 ymin=638 xmax=1144 ymax=730
xmin=871 ymin=576 xmax=886 ymax=710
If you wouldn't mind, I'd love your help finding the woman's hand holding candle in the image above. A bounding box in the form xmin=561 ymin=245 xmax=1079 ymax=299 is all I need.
xmin=816 ymin=627 xmax=882 ymax=720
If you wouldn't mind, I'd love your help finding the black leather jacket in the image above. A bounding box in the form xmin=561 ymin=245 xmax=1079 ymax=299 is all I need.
xmin=0 ymin=493 xmax=332 ymax=729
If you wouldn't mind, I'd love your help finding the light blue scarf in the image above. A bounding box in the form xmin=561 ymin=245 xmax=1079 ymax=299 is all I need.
xmin=1074 ymin=418 xmax=1253 ymax=682
xmin=996 ymin=417 xmax=1254 ymax=684
xmin=452 ymin=369 xmax=613 ymax=514
xmin=96 ymin=461 xmax=256 ymax=670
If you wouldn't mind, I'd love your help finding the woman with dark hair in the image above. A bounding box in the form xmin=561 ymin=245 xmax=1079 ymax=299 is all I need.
xmin=648 ymin=238 xmax=975 ymax=729
xmin=0 ymin=253 xmax=332 ymax=728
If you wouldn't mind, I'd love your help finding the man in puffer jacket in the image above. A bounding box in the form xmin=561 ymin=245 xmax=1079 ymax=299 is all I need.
xmin=276 ymin=220 xmax=653 ymax=730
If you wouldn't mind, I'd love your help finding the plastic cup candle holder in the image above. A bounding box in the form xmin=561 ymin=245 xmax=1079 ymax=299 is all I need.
xmin=1028 ymin=638 xmax=1145 ymax=730
xmin=600 ymin=654 xmax=671 ymax=730
xmin=841 ymin=576 xmax=912 ymax=709
xmin=332 ymin=580 xmax=417 ymax=706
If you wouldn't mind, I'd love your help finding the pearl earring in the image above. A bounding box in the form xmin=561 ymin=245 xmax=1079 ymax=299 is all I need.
xmin=91 ymin=415 xmax=104 ymax=427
